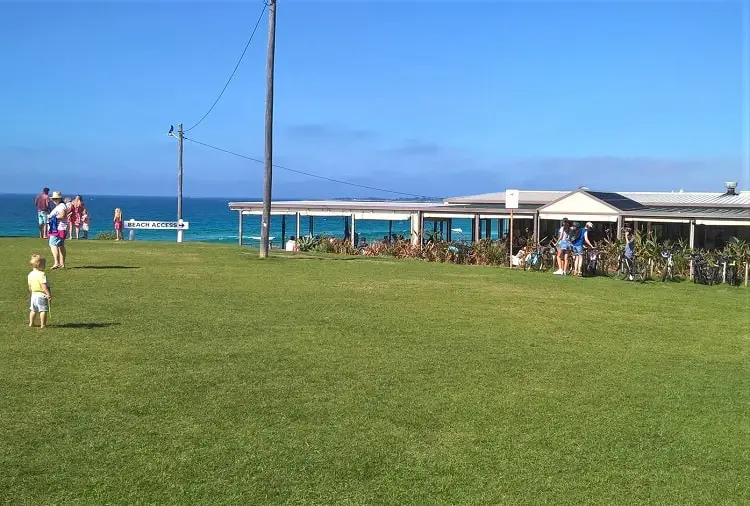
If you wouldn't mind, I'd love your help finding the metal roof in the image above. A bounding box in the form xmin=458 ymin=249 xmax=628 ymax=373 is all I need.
xmin=446 ymin=190 xmax=750 ymax=208
xmin=228 ymin=190 xmax=750 ymax=221
xmin=619 ymin=191 xmax=750 ymax=207
xmin=443 ymin=191 xmax=568 ymax=205
xmin=228 ymin=200 xmax=536 ymax=216
xmin=621 ymin=206 xmax=750 ymax=219
xmin=229 ymin=200 xmax=439 ymax=211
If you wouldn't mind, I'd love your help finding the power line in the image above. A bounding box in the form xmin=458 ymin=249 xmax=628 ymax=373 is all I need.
xmin=183 ymin=136 xmax=440 ymax=200
xmin=184 ymin=2 xmax=268 ymax=133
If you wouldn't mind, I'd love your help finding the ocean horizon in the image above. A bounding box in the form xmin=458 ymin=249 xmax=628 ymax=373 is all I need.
xmin=0 ymin=193 xmax=470 ymax=246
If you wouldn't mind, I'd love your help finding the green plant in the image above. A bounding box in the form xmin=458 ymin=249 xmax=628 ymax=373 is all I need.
xmin=330 ymin=238 xmax=359 ymax=256
xmin=95 ymin=231 xmax=117 ymax=240
xmin=472 ymin=238 xmax=509 ymax=266
xmin=424 ymin=230 xmax=444 ymax=243
xmin=296 ymin=236 xmax=317 ymax=252
xmin=312 ymin=235 xmax=335 ymax=253
xmin=722 ymin=237 xmax=750 ymax=284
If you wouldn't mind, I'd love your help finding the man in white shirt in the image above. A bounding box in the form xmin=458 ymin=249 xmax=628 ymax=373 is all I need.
xmin=285 ymin=236 xmax=297 ymax=252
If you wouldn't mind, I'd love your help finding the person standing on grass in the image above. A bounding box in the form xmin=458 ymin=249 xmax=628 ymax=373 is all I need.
xmin=81 ymin=207 xmax=90 ymax=239
xmin=34 ymin=188 xmax=51 ymax=239
xmin=570 ymin=223 xmax=584 ymax=276
xmin=70 ymin=195 xmax=83 ymax=239
xmin=28 ymin=254 xmax=52 ymax=328
xmin=113 ymin=208 xmax=124 ymax=240
xmin=623 ymin=227 xmax=636 ymax=281
xmin=48 ymin=192 xmax=69 ymax=269
xmin=570 ymin=222 xmax=596 ymax=276
xmin=553 ymin=218 xmax=571 ymax=275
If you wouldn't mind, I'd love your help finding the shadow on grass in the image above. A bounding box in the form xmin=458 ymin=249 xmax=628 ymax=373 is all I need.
xmin=50 ymin=322 xmax=121 ymax=329
xmin=278 ymin=255 xmax=369 ymax=262
xmin=70 ymin=266 xmax=139 ymax=270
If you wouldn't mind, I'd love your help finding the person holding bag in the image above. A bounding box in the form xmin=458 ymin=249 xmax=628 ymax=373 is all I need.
xmin=47 ymin=191 xmax=69 ymax=269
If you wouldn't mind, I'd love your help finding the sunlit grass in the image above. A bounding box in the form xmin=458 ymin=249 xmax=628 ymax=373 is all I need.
xmin=1 ymin=238 xmax=748 ymax=504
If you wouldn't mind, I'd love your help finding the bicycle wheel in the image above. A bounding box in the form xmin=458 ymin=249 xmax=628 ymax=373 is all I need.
xmin=637 ymin=263 xmax=648 ymax=283
xmin=727 ymin=267 xmax=738 ymax=286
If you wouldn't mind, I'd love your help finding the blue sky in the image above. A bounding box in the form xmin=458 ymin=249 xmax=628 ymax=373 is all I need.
xmin=1 ymin=1 xmax=748 ymax=198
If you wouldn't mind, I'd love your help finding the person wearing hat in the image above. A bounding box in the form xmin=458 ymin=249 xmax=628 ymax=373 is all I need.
xmin=571 ymin=221 xmax=596 ymax=276
xmin=48 ymin=191 xmax=69 ymax=269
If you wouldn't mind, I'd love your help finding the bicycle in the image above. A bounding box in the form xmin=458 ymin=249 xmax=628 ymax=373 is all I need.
xmin=582 ymin=247 xmax=599 ymax=277
xmin=691 ymin=253 xmax=721 ymax=285
xmin=523 ymin=244 xmax=545 ymax=271
xmin=621 ymin=254 xmax=648 ymax=283
xmin=718 ymin=254 xmax=740 ymax=286
xmin=660 ymin=248 xmax=675 ymax=282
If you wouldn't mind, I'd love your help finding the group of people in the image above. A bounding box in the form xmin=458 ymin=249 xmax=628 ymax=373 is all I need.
xmin=35 ymin=188 xmax=90 ymax=241
xmin=553 ymin=219 xmax=596 ymax=276
xmin=35 ymin=189 xmax=77 ymax=269
xmin=27 ymin=189 xmax=127 ymax=329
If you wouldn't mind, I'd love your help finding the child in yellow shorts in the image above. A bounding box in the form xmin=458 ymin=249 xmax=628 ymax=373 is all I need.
xmin=28 ymin=254 xmax=52 ymax=328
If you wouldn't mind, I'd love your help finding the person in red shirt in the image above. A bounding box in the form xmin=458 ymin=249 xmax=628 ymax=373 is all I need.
xmin=34 ymin=188 xmax=51 ymax=238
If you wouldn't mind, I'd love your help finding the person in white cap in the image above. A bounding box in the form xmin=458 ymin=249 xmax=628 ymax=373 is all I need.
xmin=47 ymin=191 xmax=69 ymax=269
xmin=572 ymin=222 xmax=596 ymax=276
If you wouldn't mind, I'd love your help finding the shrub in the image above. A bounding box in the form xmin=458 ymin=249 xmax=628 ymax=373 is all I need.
xmin=95 ymin=232 xmax=117 ymax=240
xmin=473 ymin=238 xmax=509 ymax=266
xmin=330 ymin=238 xmax=359 ymax=256
xmin=312 ymin=235 xmax=335 ymax=254
xmin=296 ymin=236 xmax=316 ymax=252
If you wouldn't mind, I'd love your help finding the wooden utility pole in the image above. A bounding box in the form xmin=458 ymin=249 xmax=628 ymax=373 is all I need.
xmin=259 ymin=0 xmax=277 ymax=258
xmin=509 ymin=209 xmax=514 ymax=267
xmin=177 ymin=123 xmax=184 ymax=243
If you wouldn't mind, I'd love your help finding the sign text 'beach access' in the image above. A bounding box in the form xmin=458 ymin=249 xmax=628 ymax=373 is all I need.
xmin=124 ymin=220 xmax=190 ymax=230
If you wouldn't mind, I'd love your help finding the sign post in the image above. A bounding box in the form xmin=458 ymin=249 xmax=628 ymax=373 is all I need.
xmin=505 ymin=189 xmax=519 ymax=267
xmin=124 ymin=220 xmax=190 ymax=241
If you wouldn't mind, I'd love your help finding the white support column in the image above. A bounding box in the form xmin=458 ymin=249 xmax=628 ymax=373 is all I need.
xmin=238 ymin=212 xmax=244 ymax=246
xmin=689 ymin=220 xmax=696 ymax=280
xmin=617 ymin=215 xmax=624 ymax=239
xmin=689 ymin=220 xmax=695 ymax=249
xmin=350 ymin=214 xmax=356 ymax=247
xmin=473 ymin=214 xmax=480 ymax=243
xmin=410 ymin=211 xmax=423 ymax=246
xmin=295 ymin=212 xmax=301 ymax=239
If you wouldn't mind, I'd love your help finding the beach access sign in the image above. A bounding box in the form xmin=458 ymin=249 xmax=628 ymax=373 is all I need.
xmin=124 ymin=220 xmax=190 ymax=230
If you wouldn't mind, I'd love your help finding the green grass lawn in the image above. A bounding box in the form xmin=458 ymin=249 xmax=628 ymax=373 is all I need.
xmin=1 ymin=237 xmax=749 ymax=505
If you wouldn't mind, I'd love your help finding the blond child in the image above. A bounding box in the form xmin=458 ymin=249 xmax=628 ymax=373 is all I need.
xmin=113 ymin=208 xmax=123 ymax=241
xmin=28 ymin=254 xmax=52 ymax=328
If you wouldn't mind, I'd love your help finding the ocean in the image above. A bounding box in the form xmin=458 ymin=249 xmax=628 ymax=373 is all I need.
xmin=0 ymin=194 xmax=481 ymax=246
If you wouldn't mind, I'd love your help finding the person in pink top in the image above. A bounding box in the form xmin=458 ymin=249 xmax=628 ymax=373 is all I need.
xmin=70 ymin=195 xmax=83 ymax=239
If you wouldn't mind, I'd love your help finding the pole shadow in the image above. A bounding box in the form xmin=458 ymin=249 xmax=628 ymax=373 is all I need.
xmin=50 ymin=322 xmax=121 ymax=329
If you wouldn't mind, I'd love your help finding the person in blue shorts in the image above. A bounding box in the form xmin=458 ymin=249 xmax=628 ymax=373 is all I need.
xmin=554 ymin=218 xmax=571 ymax=275
xmin=34 ymin=188 xmax=51 ymax=238
xmin=571 ymin=222 xmax=596 ymax=276
xmin=48 ymin=191 xmax=68 ymax=269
